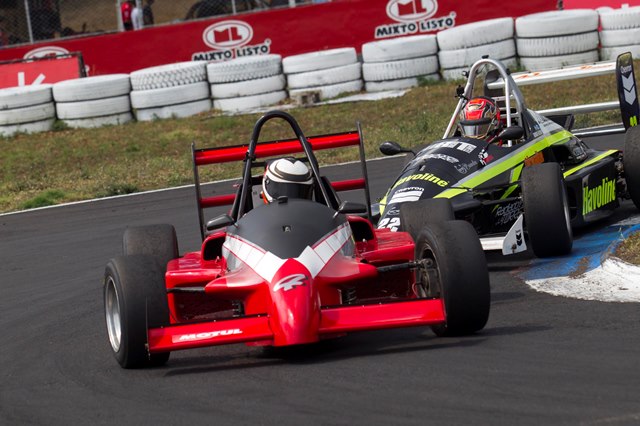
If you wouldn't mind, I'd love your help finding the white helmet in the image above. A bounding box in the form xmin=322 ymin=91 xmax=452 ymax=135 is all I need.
xmin=262 ymin=157 xmax=314 ymax=203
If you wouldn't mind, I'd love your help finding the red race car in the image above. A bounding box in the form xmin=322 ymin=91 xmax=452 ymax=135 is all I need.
xmin=103 ymin=110 xmax=491 ymax=369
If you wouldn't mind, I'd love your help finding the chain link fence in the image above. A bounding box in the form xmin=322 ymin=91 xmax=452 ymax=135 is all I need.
xmin=0 ymin=0 xmax=323 ymax=49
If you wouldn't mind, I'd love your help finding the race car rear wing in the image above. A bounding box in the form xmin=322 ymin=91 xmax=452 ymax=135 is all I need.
xmin=192 ymin=116 xmax=372 ymax=239
xmin=486 ymin=52 xmax=639 ymax=136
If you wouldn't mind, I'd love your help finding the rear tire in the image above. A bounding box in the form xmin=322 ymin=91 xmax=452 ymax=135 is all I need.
xmin=123 ymin=224 xmax=179 ymax=271
xmin=104 ymin=255 xmax=170 ymax=369
xmin=624 ymin=126 xmax=640 ymax=210
xmin=414 ymin=221 xmax=490 ymax=336
xmin=521 ymin=163 xmax=573 ymax=257
xmin=400 ymin=199 xmax=455 ymax=242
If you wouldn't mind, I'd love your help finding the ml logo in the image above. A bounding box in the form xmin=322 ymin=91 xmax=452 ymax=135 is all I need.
xmin=386 ymin=0 xmax=438 ymax=23
xmin=202 ymin=20 xmax=253 ymax=50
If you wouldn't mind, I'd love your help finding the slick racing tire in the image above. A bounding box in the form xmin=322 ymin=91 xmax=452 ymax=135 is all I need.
xmin=362 ymin=56 xmax=439 ymax=82
xmin=0 ymin=118 xmax=54 ymax=137
xmin=414 ymin=221 xmax=490 ymax=337
xmin=515 ymin=9 xmax=598 ymax=38
xmin=516 ymin=32 xmax=599 ymax=57
xmin=213 ymin=90 xmax=286 ymax=112
xmin=598 ymin=28 xmax=640 ymax=47
xmin=438 ymin=39 xmax=516 ymax=70
xmin=55 ymin=96 xmax=131 ymax=120
xmin=599 ymin=6 xmax=640 ymax=30
xmin=286 ymin=63 xmax=361 ymax=89
xmin=104 ymin=255 xmax=170 ymax=369
xmin=52 ymin=74 xmax=131 ymax=102
xmin=521 ymin=163 xmax=573 ymax=257
xmin=0 ymin=102 xmax=55 ymax=125
xmin=123 ymin=224 xmax=179 ymax=271
xmin=206 ymin=54 xmax=282 ymax=83
xmin=436 ymin=17 xmax=515 ymax=51
xmin=362 ymin=34 xmax=438 ymax=62
xmin=282 ymin=48 xmax=357 ymax=74
xmin=518 ymin=50 xmax=599 ymax=72
xmin=130 ymin=81 xmax=210 ymax=109
xmin=210 ymin=74 xmax=286 ymax=99
xmin=288 ymin=80 xmax=361 ymax=102
xmin=364 ymin=74 xmax=440 ymax=92
xmin=623 ymin=126 xmax=640 ymax=210
xmin=0 ymin=84 xmax=52 ymax=110
xmin=62 ymin=112 xmax=133 ymax=129
xmin=400 ymin=198 xmax=455 ymax=242
xmin=135 ymin=98 xmax=212 ymax=121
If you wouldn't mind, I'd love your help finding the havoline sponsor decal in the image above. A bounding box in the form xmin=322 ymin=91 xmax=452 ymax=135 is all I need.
xmin=391 ymin=172 xmax=449 ymax=189
xmin=375 ymin=0 xmax=456 ymax=38
xmin=193 ymin=20 xmax=271 ymax=61
xmin=583 ymin=177 xmax=616 ymax=216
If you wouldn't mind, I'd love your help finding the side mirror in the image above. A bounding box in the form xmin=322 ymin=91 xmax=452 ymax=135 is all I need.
xmin=337 ymin=201 xmax=367 ymax=215
xmin=497 ymin=125 xmax=524 ymax=141
xmin=379 ymin=141 xmax=415 ymax=156
xmin=206 ymin=214 xmax=235 ymax=231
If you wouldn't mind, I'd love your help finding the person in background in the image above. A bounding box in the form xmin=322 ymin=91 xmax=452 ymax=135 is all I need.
xmin=131 ymin=0 xmax=144 ymax=30
xmin=31 ymin=0 xmax=62 ymax=40
xmin=0 ymin=16 xmax=12 ymax=47
xmin=121 ymin=0 xmax=133 ymax=30
xmin=143 ymin=0 xmax=155 ymax=26
xmin=185 ymin=0 xmax=229 ymax=20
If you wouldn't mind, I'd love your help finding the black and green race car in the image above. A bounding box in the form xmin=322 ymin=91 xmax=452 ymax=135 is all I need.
xmin=377 ymin=53 xmax=640 ymax=258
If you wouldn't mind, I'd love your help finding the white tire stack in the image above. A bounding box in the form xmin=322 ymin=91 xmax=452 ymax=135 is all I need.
xmin=437 ymin=17 xmax=517 ymax=80
xmin=207 ymin=54 xmax=286 ymax=112
xmin=361 ymin=35 xmax=439 ymax=92
xmin=598 ymin=6 xmax=640 ymax=61
xmin=130 ymin=62 xmax=211 ymax=121
xmin=515 ymin=9 xmax=600 ymax=71
xmin=0 ymin=85 xmax=55 ymax=137
xmin=283 ymin=48 xmax=363 ymax=101
xmin=53 ymin=75 xmax=133 ymax=129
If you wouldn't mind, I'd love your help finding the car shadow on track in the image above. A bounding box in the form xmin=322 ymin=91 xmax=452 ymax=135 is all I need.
xmin=161 ymin=329 xmax=487 ymax=376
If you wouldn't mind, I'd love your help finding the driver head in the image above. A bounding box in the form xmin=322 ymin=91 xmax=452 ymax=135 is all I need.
xmin=458 ymin=96 xmax=501 ymax=139
xmin=262 ymin=157 xmax=314 ymax=203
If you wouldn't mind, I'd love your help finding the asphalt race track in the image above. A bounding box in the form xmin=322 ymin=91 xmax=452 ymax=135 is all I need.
xmin=2 ymin=133 xmax=640 ymax=425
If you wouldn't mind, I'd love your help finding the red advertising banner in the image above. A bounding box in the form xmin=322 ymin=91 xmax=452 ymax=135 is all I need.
xmin=0 ymin=56 xmax=82 ymax=89
xmin=0 ymin=0 xmax=556 ymax=79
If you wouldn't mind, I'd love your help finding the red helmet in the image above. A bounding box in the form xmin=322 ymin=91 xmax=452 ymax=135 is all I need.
xmin=262 ymin=157 xmax=314 ymax=203
xmin=458 ymin=97 xmax=500 ymax=139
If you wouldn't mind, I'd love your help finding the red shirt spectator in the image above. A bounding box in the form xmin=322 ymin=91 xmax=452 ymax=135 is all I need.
xmin=121 ymin=1 xmax=133 ymax=31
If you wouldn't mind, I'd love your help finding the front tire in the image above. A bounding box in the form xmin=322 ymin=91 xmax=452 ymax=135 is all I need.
xmin=123 ymin=224 xmax=179 ymax=270
xmin=104 ymin=255 xmax=170 ymax=368
xmin=624 ymin=126 xmax=640 ymax=210
xmin=521 ymin=163 xmax=573 ymax=257
xmin=400 ymin=198 xmax=455 ymax=242
xmin=414 ymin=221 xmax=490 ymax=336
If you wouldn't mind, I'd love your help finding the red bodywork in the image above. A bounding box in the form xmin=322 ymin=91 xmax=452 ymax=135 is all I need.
xmin=147 ymin=125 xmax=446 ymax=354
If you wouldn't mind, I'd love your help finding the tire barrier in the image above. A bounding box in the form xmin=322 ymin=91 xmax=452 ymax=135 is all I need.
xmin=598 ymin=6 xmax=640 ymax=61
xmin=130 ymin=62 xmax=210 ymax=121
xmin=0 ymin=84 xmax=55 ymax=137
xmin=3 ymin=7 xmax=640 ymax=138
xmin=437 ymin=17 xmax=516 ymax=80
xmin=516 ymin=9 xmax=600 ymax=71
xmin=208 ymin=55 xmax=287 ymax=112
xmin=283 ymin=48 xmax=363 ymax=101
xmin=362 ymin=35 xmax=440 ymax=91
xmin=53 ymin=74 xmax=133 ymax=129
